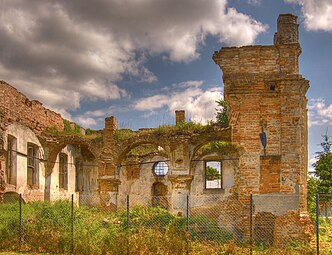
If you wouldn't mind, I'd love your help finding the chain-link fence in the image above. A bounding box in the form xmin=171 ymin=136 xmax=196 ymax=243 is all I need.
xmin=0 ymin=193 xmax=331 ymax=254
xmin=315 ymin=194 xmax=332 ymax=255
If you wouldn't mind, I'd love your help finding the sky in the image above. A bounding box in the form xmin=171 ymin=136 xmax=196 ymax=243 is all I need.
xmin=0 ymin=0 xmax=332 ymax=172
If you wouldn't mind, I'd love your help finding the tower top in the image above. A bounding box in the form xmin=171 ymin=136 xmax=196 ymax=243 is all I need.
xmin=274 ymin=13 xmax=299 ymax=45
xmin=213 ymin=13 xmax=302 ymax=77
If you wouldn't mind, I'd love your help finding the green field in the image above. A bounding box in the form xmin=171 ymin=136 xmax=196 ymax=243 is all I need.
xmin=0 ymin=201 xmax=331 ymax=255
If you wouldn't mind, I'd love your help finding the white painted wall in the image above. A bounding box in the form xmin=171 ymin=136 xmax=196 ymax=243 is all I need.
xmin=48 ymin=145 xmax=98 ymax=202
xmin=4 ymin=124 xmax=98 ymax=203
xmin=4 ymin=123 xmax=45 ymax=200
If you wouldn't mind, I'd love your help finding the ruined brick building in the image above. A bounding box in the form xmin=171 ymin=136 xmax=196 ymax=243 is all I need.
xmin=0 ymin=14 xmax=312 ymax=244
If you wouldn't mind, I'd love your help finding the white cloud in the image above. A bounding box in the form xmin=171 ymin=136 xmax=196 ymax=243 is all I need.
xmin=69 ymin=105 xmax=130 ymax=128
xmin=308 ymin=98 xmax=332 ymax=127
xmin=81 ymin=80 xmax=127 ymax=101
xmin=308 ymin=155 xmax=317 ymax=174
xmin=134 ymin=81 xmax=223 ymax=124
xmin=285 ymin=0 xmax=332 ymax=32
xmin=0 ymin=0 xmax=266 ymax=112
xmin=72 ymin=116 xmax=97 ymax=128
xmin=247 ymin=0 xmax=261 ymax=5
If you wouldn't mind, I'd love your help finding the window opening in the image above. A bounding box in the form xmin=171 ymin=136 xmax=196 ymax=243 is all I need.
xmin=6 ymin=135 xmax=17 ymax=185
xmin=27 ymin=143 xmax=39 ymax=188
xmin=205 ymin=161 xmax=222 ymax=189
xmin=153 ymin=161 xmax=169 ymax=176
xmin=59 ymin=153 xmax=68 ymax=190
xmin=152 ymin=182 xmax=168 ymax=209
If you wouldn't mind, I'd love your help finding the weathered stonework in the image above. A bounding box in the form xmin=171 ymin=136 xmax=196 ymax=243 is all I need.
xmin=0 ymin=14 xmax=312 ymax=246
xmin=0 ymin=81 xmax=64 ymax=133
xmin=213 ymin=13 xmax=312 ymax=245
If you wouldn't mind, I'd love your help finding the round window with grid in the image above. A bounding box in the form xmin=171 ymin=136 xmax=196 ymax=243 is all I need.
xmin=153 ymin=161 xmax=169 ymax=176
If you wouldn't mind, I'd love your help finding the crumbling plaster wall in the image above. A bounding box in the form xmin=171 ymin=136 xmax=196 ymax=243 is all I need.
xmin=0 ymin=80 xmax=64 ymax=197
xmin=190 ymin=155 xmax=236 ymax=199
xmin=47 ymin=145 xmax=94 ymax=201
xmin=42 ymin=141 xmax=99 ymax=204
xmin=118 ymin=155 xmax=171 ymax=209
xmin=4 ymin=123 xmax=46 ymax=201
xmin=98 ymin=117 xmax=233 ymax=210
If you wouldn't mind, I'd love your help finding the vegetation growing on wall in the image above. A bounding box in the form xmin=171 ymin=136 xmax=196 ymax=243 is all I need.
xmin=215 ymin=99 xmax=229 ymax=127
xmin=154 ymin=121 xmax=211 ymax=137
xmin=127 ymin=144 xmax=161 ymax=157
xmin=196 ymin=141 xmax=239 ymax=157
xmin=114 ymin=129 xmax=137 ymax=142
xmin=44 ymin=120 xmax=83 ymax=135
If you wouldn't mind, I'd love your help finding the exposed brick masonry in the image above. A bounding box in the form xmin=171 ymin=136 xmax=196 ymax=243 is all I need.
xmin=213 ymin=14 xmax=309 ymax=209
xmin=0 ymin=80 xmax=64 ymax=133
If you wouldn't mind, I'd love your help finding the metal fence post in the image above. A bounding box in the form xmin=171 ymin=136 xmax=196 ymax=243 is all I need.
xmin=316 ymin=193 xmax=319 ymax=255
xmin=127 ymin=195 xmax=130 ymax=228
xmin=186 ymin=195 xmax=189 ymax=255
xmin=71 ymin=194 xmax=74 ymax=255
xmin=19 ymin=193 xmax=23 ymax=249
xmin=250 ymin=193 xmax=253 ymax=255
xmin=127 ymin=195 xmax=130 ymax=255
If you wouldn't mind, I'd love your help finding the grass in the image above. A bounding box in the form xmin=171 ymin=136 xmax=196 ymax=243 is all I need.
xmin=319 ymin=219 xmax=332 ymax=255
xmin=0 ymin=201 xmax=331 ymax=255
xmin=43 ymin=119 xmax=224 ymax=144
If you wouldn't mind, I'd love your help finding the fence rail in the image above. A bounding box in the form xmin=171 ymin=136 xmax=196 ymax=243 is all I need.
xmin=0 ymin=193 xmax=331 ymax=254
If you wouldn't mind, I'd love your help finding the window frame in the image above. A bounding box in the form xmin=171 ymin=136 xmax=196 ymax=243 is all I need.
xmin=59 ymin=153 xmax=68 ymax=190
xmin=27 ymin=143 xmax=39 ymax=189
xmin=204 ymin=160 xmax=223 ymax=190
xmin=6 ymin=135 xmax=17 ymax=186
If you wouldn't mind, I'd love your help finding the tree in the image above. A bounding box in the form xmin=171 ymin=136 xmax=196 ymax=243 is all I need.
xmin=312 ymin=134 xmax=332 ymax=195
xmin=215 ymin=99 xmax=229 ymax=127
xmin=205 ymin=166 xmax=221 ymax=180
xmin=307 ymin=176 xmax=319 ymax=217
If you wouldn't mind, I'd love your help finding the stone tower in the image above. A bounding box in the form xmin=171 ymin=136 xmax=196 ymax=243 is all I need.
xmin=213 ymin=14 xmax=309 ymax=210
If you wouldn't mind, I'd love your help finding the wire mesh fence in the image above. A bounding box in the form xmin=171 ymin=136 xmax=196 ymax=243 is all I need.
xmin=0 ymin=193 xmax=331 ymax=254
xmin=316 ymin=194 xmax=332 ymax=255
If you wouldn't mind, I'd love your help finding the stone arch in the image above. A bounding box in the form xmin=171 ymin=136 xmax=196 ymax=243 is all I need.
xmin=41 ymin=136 xmax=99 ymax=177
xmin=38 ymin=135 xmax=100 ymax=201
xmin=116 ymin=136 xmax=170 ymax=165
xmin=191 ymin=140 xmax=240 ymax=161
xmin=190 ymin=140 xmax=241 ymax=175
xmin=116 ymin=141 xmax=169 ymax=183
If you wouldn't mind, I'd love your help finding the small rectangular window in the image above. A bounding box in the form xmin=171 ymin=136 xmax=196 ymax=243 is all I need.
xmin=6 ymin=135 xmax=17 ymax=185
xmin=27 ymin=143 xmax=39 ymax=189
xmin=59 ymin=153 xmax=68 ymax=190
xmin=205 ymin=161 xmax=222 ymax=189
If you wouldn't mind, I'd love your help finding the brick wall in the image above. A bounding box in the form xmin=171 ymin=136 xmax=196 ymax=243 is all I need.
xmin=213 ymin=14 xmax=309 ymax=211
xmin=0 ymin=80 xmax=64 ymax=133
xmin=0 ymin=81 xmax=65 ymax=192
